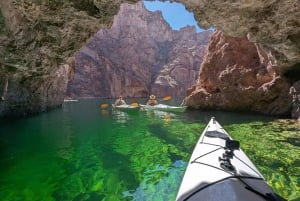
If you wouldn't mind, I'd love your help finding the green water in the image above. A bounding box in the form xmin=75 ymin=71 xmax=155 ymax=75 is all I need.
xmin=0 ymin=99 xmax=299 ymax=201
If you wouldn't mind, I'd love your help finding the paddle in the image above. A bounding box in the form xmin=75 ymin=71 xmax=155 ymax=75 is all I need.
xmin=130 ymin=102 xmax=139 ymax=107
xmin=100 ymin=103 xmax=109 ymax=109
xmin=161 ymin=96 xmax=171 ymax=101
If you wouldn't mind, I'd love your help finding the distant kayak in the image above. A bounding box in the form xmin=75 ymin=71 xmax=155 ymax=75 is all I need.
xmin=176 ymin=117 xmax=286 ymax=201
xmin=64 ymin=99 xmax=78 ymax=102
xmin=140 ymin=104 xmax=187 ymax=113
xmin=112 ymin=104 xmax=140 ymax=112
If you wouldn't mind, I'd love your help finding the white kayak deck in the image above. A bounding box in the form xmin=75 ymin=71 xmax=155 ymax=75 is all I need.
xmin=176 ymin=117 xmax=284 ymax=201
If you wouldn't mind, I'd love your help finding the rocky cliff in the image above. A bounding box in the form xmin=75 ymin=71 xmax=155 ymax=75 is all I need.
xmin=182 ymin=0 xmax=300 ymax=73
xmin=180 ymin=0 xmax=300 ymax=116
xmin=66 ymin=2 xmax=211 ymax=99
xmin=182 ymin=30 xmax=291 ymax=115
xmin=0 ymin=0 xmax=139 ymax=117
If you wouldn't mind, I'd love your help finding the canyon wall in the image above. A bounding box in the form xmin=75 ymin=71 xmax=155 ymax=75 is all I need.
xmin=0 ymin=0 xmax=138 ymax=117
xmin=179 ymin=0 xmax=300 ymax=116
xmin=182 ymin=30 xmax=290 ymax=115
xmin=66 ymin=2 xmax=211 ymax=99
xmin=181 ymin=0 xmax=300 ymax=73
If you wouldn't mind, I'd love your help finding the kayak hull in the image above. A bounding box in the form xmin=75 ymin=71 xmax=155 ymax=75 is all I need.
xmin=176 ymin=117 xmax=284 ymax=201
xmin=140 ymin=104 xmax=187 ymax=113
xmin=112 ymin=104 xmax=140 ymax=112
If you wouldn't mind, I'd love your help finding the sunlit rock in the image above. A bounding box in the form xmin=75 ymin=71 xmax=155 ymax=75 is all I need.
xmin=182 ymin=30 xmax=291 ymax=115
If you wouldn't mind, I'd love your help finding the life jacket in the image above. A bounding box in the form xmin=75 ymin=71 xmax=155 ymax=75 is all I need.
xmin=116 ymin=99 xmax=125 ymax=106
xmin=148 ymin=99 xmax=157 ymax=106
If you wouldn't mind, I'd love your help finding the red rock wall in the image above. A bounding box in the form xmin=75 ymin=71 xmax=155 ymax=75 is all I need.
xmin=183 ymin=30 xmax=291 ymax=115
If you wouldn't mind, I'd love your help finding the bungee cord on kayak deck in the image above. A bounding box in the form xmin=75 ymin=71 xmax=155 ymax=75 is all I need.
xmin=188 ymin=138 xmax=283 ymax=201
xmin=176 ymin=117 xmax=287 ymax=201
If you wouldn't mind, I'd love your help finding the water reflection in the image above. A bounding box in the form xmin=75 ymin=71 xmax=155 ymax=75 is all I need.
xmin=112 ymin=109 xmax=131 ymax=124
xmin=141 ymin=109 xmax=180 ymax=124
xmin=100 ymin=109 xmax=109 ymax=116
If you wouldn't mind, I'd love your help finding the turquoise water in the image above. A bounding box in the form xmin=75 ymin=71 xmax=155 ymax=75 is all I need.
xmin=0 ymin=98 xmax=299 ymax=201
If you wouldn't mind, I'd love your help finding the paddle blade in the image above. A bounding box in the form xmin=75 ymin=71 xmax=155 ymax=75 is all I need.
xmin=100 ymin=103 xmax=109 ymax=109
xmin=130 ymin=102 xmax=139 ymax=107
xmin=162 ymin=96 xmax=171 ymax=101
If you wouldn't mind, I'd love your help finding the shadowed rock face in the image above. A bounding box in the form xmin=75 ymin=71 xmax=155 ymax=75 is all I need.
xmin=0 ymin=0 xmax=299 ymax=117
xmin=181 ymin=0 xmax=300 ymax=73
xmin=182 ymin=30 xmax=291 ymax=115
xmin=66 ymin=2 xmax=212 ymax=99
xmin=0 ymin=0 xmax=138 ymax=117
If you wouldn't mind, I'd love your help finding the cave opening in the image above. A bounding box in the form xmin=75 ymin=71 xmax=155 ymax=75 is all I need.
xmin=67 ymin=0 xmax=213 ymax=99
xmin=143 ymin=0 xmax=206 ymax=33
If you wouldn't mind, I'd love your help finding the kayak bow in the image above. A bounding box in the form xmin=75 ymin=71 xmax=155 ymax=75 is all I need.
xmin=176 ymin=117 xmax=286 ymax=201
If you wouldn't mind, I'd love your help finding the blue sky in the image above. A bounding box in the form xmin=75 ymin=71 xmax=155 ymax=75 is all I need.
xmin=143 ymin=0 xmax=205 ymax=32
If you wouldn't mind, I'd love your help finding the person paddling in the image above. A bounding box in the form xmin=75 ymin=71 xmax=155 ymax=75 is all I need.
xmin=114 ymin=96 xmax=126 ymax=106
xmin=146 ymin=94 xmax=158 ymax=106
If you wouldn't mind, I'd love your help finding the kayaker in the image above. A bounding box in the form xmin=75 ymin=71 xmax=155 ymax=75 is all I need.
xmin=146 ymin=94 xmax=158 ymax=106
xmin=114 ymin=96 xmax=126 ymax=106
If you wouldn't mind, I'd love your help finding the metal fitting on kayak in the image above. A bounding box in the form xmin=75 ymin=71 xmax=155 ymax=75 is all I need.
xmin=219 ymin=139 xmax=240 ymax=172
